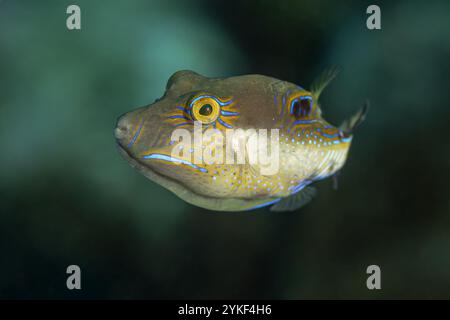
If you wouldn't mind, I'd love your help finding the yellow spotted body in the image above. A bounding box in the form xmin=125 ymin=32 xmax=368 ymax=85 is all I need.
xmin=115 ymin=70 xmax=364 ymax=211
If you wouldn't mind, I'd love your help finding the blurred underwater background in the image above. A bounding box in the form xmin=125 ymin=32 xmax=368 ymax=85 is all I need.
xmin=0 ymin=0 xmax=449 ymax=298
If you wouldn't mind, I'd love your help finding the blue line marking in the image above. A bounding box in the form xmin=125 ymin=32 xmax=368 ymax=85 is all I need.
xmin=289 ymin=100 xmax=296 ymax=115
xmin=176 ymin=106 xmax=189 ymax=113
xmin=292 ymin=184 xmax=304 ymax=193
xmin=288 ymin=119 xmax=318 ymax=133
xmin=128 ymin=121 xmax=143 ymax=148
xmin=218 ymin=99 xmax=234 ymax=106
xmin=246 ymin=198 xmax=281 ymax=210
xmin=221 ymin=110 xmax=240 ymax=116
xmin=217 ymin=118 xmax=232 ymax=128
xmin=321 ymin=132 xmax=340 ymax=138
xmin=167 ymin=115 xmax=190 ymax=120
xmin=292 ymin=119 xmax=318 ymax=125
xmin=289 ymin=180 xmax=311 ymax=194
xmin=142 ymin=153 xmax=208 ymax=173
xmin=173 ymin=122 xmax=193 ymax=127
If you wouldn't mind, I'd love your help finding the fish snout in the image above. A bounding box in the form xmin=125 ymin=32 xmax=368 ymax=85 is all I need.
xmin=115 ymin=108 xmax=165 ymax=154
xmin=114 ymin=114 xmax=133 ymax=146
xmin=114 ymin=112 xmax=138 ymax=148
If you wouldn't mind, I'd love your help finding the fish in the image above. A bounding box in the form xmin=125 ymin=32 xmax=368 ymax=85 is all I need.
xmin=114 ymin=69 xmax=368 ymax=212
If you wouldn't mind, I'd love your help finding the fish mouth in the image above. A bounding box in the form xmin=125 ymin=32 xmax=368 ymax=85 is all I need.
xmin=116 ymin=143 xmax=204 ymax=190
xmin=116 ymin=143 xmax=278 ymax=211
xmin=116 ymin=143 xmax=181 ymax=184
xmin=116 ymin=143 xmax=212 ymax=206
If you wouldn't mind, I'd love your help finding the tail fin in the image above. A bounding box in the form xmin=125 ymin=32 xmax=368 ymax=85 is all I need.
xmin=339 ymin=100 xmax=370 ymax=136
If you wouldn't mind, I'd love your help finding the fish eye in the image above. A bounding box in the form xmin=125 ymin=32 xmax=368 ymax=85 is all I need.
xmin=190 ymin=95 xmax=221 ymax=124
xmin=291 ymin=96 xmax=313 ymax=118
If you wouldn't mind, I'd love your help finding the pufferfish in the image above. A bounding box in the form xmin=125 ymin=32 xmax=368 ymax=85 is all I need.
xmin=114 ymin=70 xmax=368 ymax=212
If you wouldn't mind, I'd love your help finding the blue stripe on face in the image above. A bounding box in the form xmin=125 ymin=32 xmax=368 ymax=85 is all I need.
xmin=128 ymin=121 xmax=143 ymax=148
xmin=142 ymin=153 xmax=208 ymax=173
xmin=173 ymin=122 xmax=194 ymax=127
xmin=219 ymin=99 xmax=234 ymax=106
xmin=289 ymin=100 xmax=295 ymax=115
xmin=220 ymin=110 xmax=240 ymax=116
xmin=167 ymin=115 xmax=190 ymax=120
xmin=292 ymin=119 xmax=318 ymax=125
xmin=217 ymin=118 xmax=232 ymax=128
xmin=287 ymin=119 xmax=319 ymax=133
xmin=321 ymin=132 xmax=340 ymax=138
xmin=176 ymin=106 xmax=189 ymax=113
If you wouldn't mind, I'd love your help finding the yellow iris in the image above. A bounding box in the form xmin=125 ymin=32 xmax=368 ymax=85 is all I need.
xmin=190 ymin=96 xmax=221 ymax=124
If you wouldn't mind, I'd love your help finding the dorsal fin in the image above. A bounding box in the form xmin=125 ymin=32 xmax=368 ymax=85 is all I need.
xmin=311 ymin=67 xmax=340 ymax=100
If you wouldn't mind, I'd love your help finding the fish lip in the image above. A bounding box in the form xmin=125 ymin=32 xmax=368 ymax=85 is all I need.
xmin=116 ymin=142 xmax=154 ymax=173
xmin=115 ymin=142 xmax=210 ymax=203
xmin=116 ymin=143 xmax=187 ymax=196
xmin=116 ymin=143 xmax=189 ymax=181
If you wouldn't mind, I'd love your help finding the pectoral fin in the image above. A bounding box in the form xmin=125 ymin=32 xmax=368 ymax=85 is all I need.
xmin=270 ymin=187 xmax=317 ymax=212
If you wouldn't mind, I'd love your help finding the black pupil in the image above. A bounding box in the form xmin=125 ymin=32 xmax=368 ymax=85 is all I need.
xmin=199 ymin=104 xmax=213 ymax=116
xmin=293 ymin=99 xmax=311 ymax=117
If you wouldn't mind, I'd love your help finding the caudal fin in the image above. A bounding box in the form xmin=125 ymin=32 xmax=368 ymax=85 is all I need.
xmin=339 ymin=100 xmax=370 ymax=136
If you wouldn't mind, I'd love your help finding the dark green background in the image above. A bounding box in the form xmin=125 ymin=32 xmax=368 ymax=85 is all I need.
xmin=1 ymin=0 xmax=449 ymax=299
